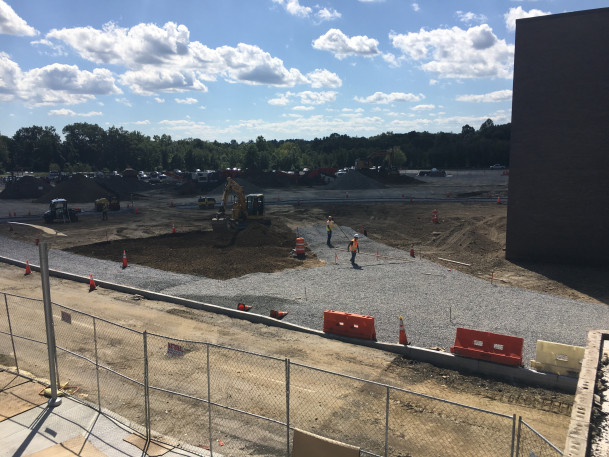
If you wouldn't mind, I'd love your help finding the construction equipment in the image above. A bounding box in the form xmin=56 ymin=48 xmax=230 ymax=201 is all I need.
xmin=43 ymin=198 xmax=79 ymax=223
xmin=355 ymin=150 xmax=399 ymax=176
xmin=211 ymin=177 xmax=267 ymax=231
xmin=95 ymin=196 xmax=120 ymax=211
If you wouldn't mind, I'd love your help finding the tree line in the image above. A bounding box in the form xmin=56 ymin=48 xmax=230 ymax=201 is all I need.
xmin=0 ymin=119 xmax=509 ymax=175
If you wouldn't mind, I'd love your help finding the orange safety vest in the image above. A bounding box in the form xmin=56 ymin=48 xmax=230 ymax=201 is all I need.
xmin=349 ymin=238 xmax=358 ymax=251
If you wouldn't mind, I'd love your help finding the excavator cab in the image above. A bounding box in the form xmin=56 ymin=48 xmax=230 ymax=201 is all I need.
xmin=246 ymin=194 xmax=264 ymax=218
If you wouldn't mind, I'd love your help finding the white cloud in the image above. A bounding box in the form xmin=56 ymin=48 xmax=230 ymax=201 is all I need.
xmin=313 ymin=29 xmax=380 ymax=59
xmin=411 ymin=3 xmax=420 ymax=12
xmin=0 ymin=53 xmax=121 ymax=106
xmin=48 ymin=108 xmax=102 ymax=117
xmin=354 ymin=91 xmax=424 ymax=104
xmin=298 ymin=90 xmax=337 ymax=105
xmin=412 ymin=104 xmax=435 ymax=111
xmin=268 ymin=93 xmax=292 ymax=106
xmin=390 ymin=25 xmax=514 ymax=79
xmin=44 ymin=21 xmax=317 ymax=95
xmin=134 ymin=120 xmax=150 ymax=125
xmin=115 ymin=97 xmax=132 ymax=107
xmin=316 ymin=8 xmax=341 ymax=22
xmin=505 ymin=6 xmax=551 ymax=32
xmin=306 ymin=69 xmax=342 ymax=88
xmin=456 ymin=11 xmax=487 ymax=24
xmin=456 ymin=89 xmax=512 ymax=103
xmin=154 ymin=97 xmax=165 ymax=103
xmin=272 ymin=0 xmax=311 ymax=17
xmin=175 ymin=97 xmax=198 ymax=104
xmin=0 ymin=0 xmax=38 ymax=36
xmin=269 ymin=90 xmax=337 ymax=106
xmin=293 ymin=105 xmax=314 ymax=111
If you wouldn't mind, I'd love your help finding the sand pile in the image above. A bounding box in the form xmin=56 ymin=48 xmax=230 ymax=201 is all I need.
xmin=326 ymin=170 xmax=385 ymax=190
xmin=0 ymin=176 xmax=52 ymax=199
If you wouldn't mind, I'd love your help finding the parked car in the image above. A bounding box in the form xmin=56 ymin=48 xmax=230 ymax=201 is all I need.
xmin=490 ymin=164 xmax=506 ymax=169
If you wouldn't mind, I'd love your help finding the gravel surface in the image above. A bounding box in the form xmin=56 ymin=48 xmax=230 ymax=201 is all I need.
xmin=2 ymin=224 xmax=608 ymax=366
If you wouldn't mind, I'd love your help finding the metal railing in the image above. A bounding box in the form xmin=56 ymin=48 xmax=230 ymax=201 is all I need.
xmin=0 ymin=291 xmax=563 ymax=457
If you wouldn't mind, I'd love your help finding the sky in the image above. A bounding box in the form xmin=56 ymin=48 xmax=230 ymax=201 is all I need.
xmin=0 ymin=0 xmax=607 ymax=143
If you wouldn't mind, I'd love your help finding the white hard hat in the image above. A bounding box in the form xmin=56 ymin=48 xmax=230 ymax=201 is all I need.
xmin=354 ymin=233 xmax=359 ymax=238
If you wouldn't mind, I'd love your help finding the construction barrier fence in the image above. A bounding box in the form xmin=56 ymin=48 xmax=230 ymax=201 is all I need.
xmin=0 ymin=292 xmax=564 ymax=457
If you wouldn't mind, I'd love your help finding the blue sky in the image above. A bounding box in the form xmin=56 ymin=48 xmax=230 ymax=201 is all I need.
xmin=0 ymin=0 xmax=606 ymax=142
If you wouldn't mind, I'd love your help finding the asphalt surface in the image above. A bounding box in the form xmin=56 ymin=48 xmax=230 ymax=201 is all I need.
xmin=1 ymin=221 xmax=607 ymax=366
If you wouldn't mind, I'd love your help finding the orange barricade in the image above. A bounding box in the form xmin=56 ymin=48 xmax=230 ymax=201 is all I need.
xmin=323 ymin=310 xmax=377 ymax=341
xmin=450 ymin=327 xmax=524 ymax=366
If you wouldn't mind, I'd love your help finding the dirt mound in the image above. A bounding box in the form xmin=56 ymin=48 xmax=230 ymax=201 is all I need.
xmin=326 ymin=170 xmax=385 ymax=190
xmin=36 ymin=174 xmax=109 ymax=203
xmin=208 ymin=178 xmax=266 ymax=196
xmin=0 ymin=176 xmax=52 ymax=199
xmin=66 ymin=218 xmax=322 ymax=279
xmin=94 ymin=177 xmax=153 ymax=199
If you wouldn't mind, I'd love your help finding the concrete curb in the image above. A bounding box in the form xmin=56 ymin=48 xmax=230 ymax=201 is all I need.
xmin=1 ymin=256 xmax=577 ymax=393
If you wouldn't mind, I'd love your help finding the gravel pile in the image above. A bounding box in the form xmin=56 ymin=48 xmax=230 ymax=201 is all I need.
xmin=2 ymin=228 xmax=607 ymax=365
xmin=326 ymin=170 xmax=385 ymax=190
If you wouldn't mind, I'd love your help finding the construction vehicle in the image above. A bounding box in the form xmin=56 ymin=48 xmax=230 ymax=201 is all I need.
xmin=43 ymin=198 xmax=79 ymax=223
xmin=211 ymin=177 xmax=267 ymax=231
xmin=355 ymin=150 xmax=400 ymax=176
xmin=94 ymin=196 xmax=120 ymax=211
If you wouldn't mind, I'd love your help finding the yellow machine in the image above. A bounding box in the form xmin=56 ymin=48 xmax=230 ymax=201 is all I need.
xmin=211 ymin=177 xmax=267 ymax=231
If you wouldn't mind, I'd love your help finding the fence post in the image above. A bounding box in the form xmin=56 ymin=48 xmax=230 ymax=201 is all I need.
xmin=285 ymin=358 xmax=291 ymax=457
xmin=514 ymin=416 xmax=522 ymax=457
xmin=207 ymin=344 xmax=213 ymax=457
xmin=93 ymin=317 xmax=101 ymax=411
xmin=3 ymin=293 xmax=19 ymax=374
xmin=510 ymin=414 xmax=516 ymax=457
xmin=39 ymin=242 xmax=61 ymax=407
xmin=143 ymin=331 xmax=151 ymax=447
xmin=385 ymin=386 xmax=390 ymax=457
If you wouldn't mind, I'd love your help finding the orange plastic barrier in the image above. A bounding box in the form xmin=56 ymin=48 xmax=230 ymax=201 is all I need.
xmin=323 ymin=310 xmax=377 ymax=341
xmin=450 ymin=327 xmax=523 ymax=366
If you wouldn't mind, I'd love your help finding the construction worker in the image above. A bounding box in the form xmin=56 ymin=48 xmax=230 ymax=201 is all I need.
xmin=102 ymin=201 xmax=108 ymax=221
xmin=326 ymin=215 xmax=334 ymax=246
xmin=348 ymin=233 xmax=359 ymax=265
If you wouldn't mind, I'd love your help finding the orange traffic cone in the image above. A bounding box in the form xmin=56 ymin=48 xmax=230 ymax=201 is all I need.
xmin=9 ymin=224 xmax=13 ymax=231
xmin=237 ymin=303 xmax=253 ymax=311
xmin=497 ymin=196 xmax=502 ymax=204
xmin=122 ymin=250 xmax=128 ymax=269
xmin=399 ymin=316 xmax=409 ymax=345
xmin=172 ymin=222 xmax=176 ymax=234
xmin=24 ymin=260 xmax=31 ymax=276
xmin=410 ymin=246 xmax=415 ymax=258
xmin=270 ymin=310 xmax=288 ymax=320
xmin=89 ymin=274 xmax=97 ymax=292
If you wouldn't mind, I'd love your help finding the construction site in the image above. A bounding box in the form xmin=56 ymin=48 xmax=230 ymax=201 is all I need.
xmin=1 ymin=169 xmax=608 ymax=456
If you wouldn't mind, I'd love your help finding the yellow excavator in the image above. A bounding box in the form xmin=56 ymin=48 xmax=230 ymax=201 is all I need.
xmin=211 ymin=177 xmax=266 ymax=231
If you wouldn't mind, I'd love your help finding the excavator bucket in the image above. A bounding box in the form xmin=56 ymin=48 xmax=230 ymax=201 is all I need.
xmin=211 ymin=216 xmax=229 ymax=232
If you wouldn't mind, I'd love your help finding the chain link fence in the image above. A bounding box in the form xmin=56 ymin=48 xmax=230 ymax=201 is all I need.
xmin=0 ymin=292 xmax=564 ymax=456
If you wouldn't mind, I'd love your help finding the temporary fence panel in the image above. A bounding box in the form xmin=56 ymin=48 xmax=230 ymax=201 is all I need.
xmin=146 ymin=333 xmax=211 ymax=452
xmin=3 ymin=294 xmax=49 ymax=377
xmin=388 ymin=387 xmax=515 ymax=456
xmin=515 ymin=418 xmax=564 ymax=457
xmin=207 ymin=344 xmax=287 ymax=456
xmin=289 ymin=362 xmax=387 ymax=456
xmin=52 ymin=303 xmax=100 ymax=409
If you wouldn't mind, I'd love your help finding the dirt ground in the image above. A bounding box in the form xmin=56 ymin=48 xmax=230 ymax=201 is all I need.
xmin=3 ymin=180 xmax=607 ymax=452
